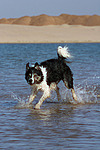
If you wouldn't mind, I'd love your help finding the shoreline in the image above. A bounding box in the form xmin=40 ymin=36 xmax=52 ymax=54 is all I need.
xmin=0 ymin=41 xmax=100 ymax=44
xmin=0 ymin=24 xmax=100 ymax=43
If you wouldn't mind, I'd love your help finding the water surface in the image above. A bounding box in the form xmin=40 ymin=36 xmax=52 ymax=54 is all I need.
xmin=0 ymin=43 xmax=100 ymax=149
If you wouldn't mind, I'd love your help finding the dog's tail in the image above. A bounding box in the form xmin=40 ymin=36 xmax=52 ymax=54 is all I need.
xmin=57 ymin=46 xmax=72 ymax=60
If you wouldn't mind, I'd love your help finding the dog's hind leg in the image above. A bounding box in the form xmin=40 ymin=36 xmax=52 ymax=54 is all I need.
xmin=55 ymin=86 xmax=61 ymax=101
xmin=71 ymin=88 xmax=77 ymax=102
xmin=50 ymin=83 xmax=61 ymax=101
xmin=63 ymin=75 xmax=77 ymax=102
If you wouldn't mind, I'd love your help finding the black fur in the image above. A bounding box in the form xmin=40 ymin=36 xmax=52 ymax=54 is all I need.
xmin=40 ymin=58 xmax=73 ymax=88
xmin=25 ymin=58 xmax=73 ymax=88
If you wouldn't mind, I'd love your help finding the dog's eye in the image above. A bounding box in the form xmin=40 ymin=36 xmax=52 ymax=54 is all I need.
xmin=29 ymin=73 xmax=31 ymax=77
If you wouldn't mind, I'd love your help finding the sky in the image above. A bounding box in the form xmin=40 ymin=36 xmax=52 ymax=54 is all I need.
xmin=0 ymin=0 xmax=100 ymax=19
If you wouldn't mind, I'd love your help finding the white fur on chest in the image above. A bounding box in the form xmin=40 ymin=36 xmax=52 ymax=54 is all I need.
xmin=36 ymin=66 xmax=49 ymax=92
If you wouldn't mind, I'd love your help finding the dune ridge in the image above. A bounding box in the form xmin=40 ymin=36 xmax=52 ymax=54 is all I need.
xmin=0 ymin=14 xmax=100 ymax=26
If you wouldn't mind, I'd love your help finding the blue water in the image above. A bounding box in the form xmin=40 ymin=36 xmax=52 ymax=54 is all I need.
xmin=0 ymin=43 xmax=100 ymax=149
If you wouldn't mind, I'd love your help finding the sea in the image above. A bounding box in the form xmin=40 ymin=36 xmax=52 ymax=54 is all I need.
xmin=0 ymin=43 xmax=100 ymax=150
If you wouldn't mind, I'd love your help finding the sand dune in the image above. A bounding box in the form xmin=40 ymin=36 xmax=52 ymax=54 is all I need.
xmin=0 ymin=14 xmax=100 ymax=26
xmin=0 ymin=24 xmax=100 ymax=43
xmin=0 ymin=14 xmax=100 ymax=43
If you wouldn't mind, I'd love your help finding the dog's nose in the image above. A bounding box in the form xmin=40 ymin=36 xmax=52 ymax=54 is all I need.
xmin=28 ymin=79 xmax=33 ymax=84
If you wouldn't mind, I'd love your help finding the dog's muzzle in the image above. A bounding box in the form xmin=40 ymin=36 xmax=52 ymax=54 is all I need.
xmin=28 ymin=79 xmax=34 ymax=85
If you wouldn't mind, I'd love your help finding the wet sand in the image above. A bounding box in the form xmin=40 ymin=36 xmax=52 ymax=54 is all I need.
xmin=0 ymin=24 xmax=100 ymax=43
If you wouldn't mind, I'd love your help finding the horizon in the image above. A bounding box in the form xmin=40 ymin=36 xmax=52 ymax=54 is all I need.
xmin=0 ymin=13 xmax=100 ymax=20
xmin=0 ymin=0 xmax=100 ymax=19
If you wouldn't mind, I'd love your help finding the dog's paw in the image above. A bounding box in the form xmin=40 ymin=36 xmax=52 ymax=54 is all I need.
xmin=34 ymin=104 xmax=40 ymax=109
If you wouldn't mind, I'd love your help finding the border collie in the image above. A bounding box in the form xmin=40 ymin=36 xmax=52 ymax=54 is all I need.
xmin=25 ymin=46 xmax=77 ymax=109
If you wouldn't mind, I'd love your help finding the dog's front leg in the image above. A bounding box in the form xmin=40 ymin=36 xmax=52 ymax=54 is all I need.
xmin=28 ymin=93 xmax=37 ymax=104
xmin=35 ymin=90 xmax=50 ymax=109
xmin=27 ymin=86 xmax=38 ymax=105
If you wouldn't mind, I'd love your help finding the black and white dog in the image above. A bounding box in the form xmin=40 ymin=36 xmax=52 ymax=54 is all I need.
xmin=25 ymin=46 xmax=77 ymax=109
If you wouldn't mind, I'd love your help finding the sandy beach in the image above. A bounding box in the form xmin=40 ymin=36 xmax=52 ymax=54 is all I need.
xmin=0 ymin=24 xmax=100 ymax=43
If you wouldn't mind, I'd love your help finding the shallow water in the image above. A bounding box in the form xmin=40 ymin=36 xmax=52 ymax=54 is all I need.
xmin=0 ymin=43 xmax=100 ymax=149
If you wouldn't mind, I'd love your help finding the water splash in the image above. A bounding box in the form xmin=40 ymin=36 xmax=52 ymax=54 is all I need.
xmin=11 ymin=92 xmax=33 ymax=108
xmin=61 ymin=76 xmax=100 ymax=104
xmin=11 ymin=76 xmax=100 ymax=107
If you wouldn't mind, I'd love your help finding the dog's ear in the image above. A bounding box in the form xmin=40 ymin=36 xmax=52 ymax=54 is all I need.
xmin=26 ymin=62 xmax=30 ymax=71
xmin=35 ymin=62 xmax=39 ymax=66
xmin=34 ymin=62 xmax=40 ymax=70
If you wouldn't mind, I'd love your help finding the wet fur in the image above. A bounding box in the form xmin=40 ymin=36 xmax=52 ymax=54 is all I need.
xmin=25 ymin=47 xmax=77 ymax=109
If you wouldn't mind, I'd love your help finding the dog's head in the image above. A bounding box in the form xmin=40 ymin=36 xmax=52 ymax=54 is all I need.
xmin=25 ymin=62 xmax=43 ymax=85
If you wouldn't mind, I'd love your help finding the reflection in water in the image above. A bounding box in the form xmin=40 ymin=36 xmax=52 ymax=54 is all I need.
xmin=29 ymin=103 xmax=74 ymax=121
